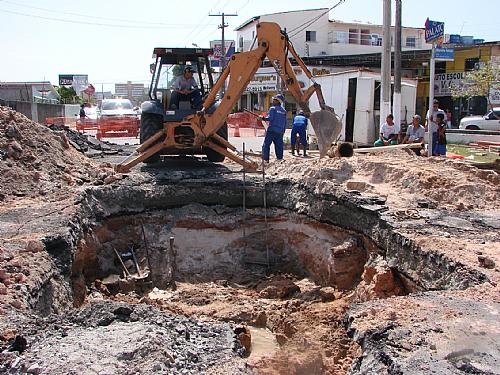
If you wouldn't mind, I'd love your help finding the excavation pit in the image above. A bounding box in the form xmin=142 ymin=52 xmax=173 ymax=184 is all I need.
xmin=1 ymin=168 xmax=494 ymax=375
xmin=75 ymin=205 xmax=379 ymax=295
xmin=66 ymin=204 xmax=416 ymax=374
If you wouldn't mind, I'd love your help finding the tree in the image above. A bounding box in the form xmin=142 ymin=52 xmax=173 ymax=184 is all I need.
xmin=56 ymin=85 xmax=80 ymax=104
xmin=451 ymin=61 xmax=500 ymax=115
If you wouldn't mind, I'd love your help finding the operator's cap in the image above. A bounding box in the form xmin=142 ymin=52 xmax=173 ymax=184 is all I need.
xmin=298 ymin=109 xmax=304 ymax=115
xmin=184 ymin=66 xmax=194 ymax=72
xmin=272 ymin=94 xmax=285 ymax=104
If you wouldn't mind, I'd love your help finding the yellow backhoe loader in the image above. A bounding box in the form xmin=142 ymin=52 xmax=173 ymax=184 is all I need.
xmin=116 ymin=22 xmax=342 ymax=172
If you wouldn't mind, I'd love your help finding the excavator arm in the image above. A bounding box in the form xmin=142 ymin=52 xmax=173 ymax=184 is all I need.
xmin=195 ymin=22 xmax=341 ymax=151
xmin=116 ymin=22 xmax=341 ymax=173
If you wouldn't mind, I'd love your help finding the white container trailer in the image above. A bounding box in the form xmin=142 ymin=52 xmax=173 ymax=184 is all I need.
xmin=308 ymin=70 xmax=417 ymax=145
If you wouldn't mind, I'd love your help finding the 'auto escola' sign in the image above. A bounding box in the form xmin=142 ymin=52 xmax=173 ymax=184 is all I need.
xmin=425 ymin=18 xmax=444 ymax=43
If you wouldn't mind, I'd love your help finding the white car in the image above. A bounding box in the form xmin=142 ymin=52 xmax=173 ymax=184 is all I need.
xmin=100 ymin=99 xmax=138 ymax=118
xmin=459 ymin=107 xmax=500 ymax=131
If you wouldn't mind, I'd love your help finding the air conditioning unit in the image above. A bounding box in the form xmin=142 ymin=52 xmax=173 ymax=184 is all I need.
xmin=320 ymin=51 xmax=327 ymax=55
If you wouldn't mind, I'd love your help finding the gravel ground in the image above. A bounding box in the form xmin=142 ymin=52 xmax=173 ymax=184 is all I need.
xmin=0 ymin=300 xmax=248 ymax=375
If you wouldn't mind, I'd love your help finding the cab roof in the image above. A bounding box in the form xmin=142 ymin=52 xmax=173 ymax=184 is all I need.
xmin=152 ymin=47 xmax=213 ymax=65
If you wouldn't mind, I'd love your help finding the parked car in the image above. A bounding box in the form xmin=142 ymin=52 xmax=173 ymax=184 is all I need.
xmin=97 ymin=99 xmax=140 ymax=140
xmin=459 ymin=107 xmax=500 ymax=131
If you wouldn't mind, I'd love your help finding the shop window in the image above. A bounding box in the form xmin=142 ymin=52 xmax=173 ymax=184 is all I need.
xmin=435 ymin=62 xmax=446 ymax=74
xmin=306 ymin=31 xmax=317 ymax=42
xmin=465 ymin=57 xmax=479 ymax=71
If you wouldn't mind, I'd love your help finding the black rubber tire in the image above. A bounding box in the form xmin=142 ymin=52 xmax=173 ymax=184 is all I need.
xmin=140 ymin=112 xmax=164 ymax=164
xmin=204 ymin=122 xmax=228 ymax=163
xmin=465 ymin=125 xmax=480 ymax=130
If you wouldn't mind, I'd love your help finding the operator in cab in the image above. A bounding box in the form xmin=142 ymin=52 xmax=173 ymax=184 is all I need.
xmin=170 ymin=66 xmax=203 ymax=110
xmin=261 ymin=94 xmax=287 ymax=162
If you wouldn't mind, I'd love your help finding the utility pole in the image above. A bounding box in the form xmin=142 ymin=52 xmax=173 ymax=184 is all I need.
xmin=428 ymin=44 xmax=436 ymax=155
xmin=381 ymin=0 xmax=392 ymax=126
xmin=209 ymin=12 xmax=237 ymax=96
xmin=394 ymin=0 xmax=402 ymax=131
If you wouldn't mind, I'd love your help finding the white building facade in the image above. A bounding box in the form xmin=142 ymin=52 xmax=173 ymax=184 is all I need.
xmin=235 ymin=8 xmax=432 ymax=57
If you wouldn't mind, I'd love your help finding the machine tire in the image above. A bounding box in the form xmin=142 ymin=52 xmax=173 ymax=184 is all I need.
xmin=204 ymin=122 xmax=228 ymax=163
xmin=140 ymin=112 xmax=164 ymax=164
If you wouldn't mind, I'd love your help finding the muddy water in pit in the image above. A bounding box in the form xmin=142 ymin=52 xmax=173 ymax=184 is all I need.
xmin=248 ymin=327 xmax=279 ymax=359
xmin=70 ymin=203 xmax=406 ymax=374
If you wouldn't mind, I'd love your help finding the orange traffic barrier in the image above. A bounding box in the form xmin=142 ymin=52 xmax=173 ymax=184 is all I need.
xmin=96 ymin=116 xmax=140 ymax=140
xmin=76 ymin=118 xmax=98 ymax=133
xmin=227 ymin=112 xmax=266 ymax=137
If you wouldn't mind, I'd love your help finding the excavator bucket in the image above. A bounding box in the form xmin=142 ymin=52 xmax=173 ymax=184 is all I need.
xmin=309 ymin=106 xmax=343 ymax=157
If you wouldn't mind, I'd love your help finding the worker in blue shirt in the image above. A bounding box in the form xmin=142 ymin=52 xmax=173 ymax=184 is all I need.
xmin=291 ymin=110 xmax=308 ymax=156
xmin=261 ymin=94 xmax=287 ymax=162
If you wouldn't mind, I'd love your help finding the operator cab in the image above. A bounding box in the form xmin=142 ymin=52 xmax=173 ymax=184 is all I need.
xmin=148 ymin=47 xmax=215 ymax=122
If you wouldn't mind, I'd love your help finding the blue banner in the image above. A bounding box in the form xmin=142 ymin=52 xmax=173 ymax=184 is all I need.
xmin=435 ymin=48 xmax=455 ymax=61
xmin=425 ymin=18 xmax=444 ymax=43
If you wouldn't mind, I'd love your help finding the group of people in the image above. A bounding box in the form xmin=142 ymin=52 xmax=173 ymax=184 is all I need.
xmin=260 ymin=94 xmax=310 ymax=162
xmin=375 ymin=99 xmax=447 ymax=157
xmin=169 ymin=67 xmax=449 ymax=160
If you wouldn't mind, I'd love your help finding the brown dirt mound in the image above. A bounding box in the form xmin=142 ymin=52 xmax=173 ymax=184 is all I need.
xmin=265 ymin=151 xmax=499 ymax=210
xmin=0 ymin=106 xmax=113 ymax=202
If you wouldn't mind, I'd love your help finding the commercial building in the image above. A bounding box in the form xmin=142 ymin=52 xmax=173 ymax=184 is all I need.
xmin=114 ymin=81 xmax=146 ymax=104
xmin=235 ymin=8 xmax=431 ymax=120
xmin=416 ymin=42 xmax=500 ymax=124
xmin=0 ymin=81 xmax=63 ymax=123
xmin=235 ymin=8 xmax=431 ymax=58
xmin=0 ymin=81 xmax=59 ymax=104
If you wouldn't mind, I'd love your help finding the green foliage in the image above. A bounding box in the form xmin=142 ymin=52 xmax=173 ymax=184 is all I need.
xmin=56 ymin=85 xmax=80 ymax=104
xmin=451 ymin=62 xmax=500 ymax=110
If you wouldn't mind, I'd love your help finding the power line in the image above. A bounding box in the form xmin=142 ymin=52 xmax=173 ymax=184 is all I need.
xmin=0 ymin=8 xmax=216 ymax=29
xmin=288 ymin=0 xmax=346 ymax=37
xmin=0 ymin=0 xmax=187 ymax=26
xmin=182 ymin=0 xmax=225 ymax=45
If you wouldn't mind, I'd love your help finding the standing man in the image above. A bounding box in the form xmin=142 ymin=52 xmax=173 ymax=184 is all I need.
xmin=79 ymin=103 xmax=87 ymax=119
xmin=403 ymin=114 xmax=425 ymax=155
xmin=290 ymin=110 xmax=308 ymax=156
xmin=425 ymin=99 xmax=445 ymax=155
xmin=170 ymin=66 xmax=202 ymax=110
xmin=374 ymin=114 xmax=398 ymax=146
xmin=261 ymin=94 xmax=287 ymax=162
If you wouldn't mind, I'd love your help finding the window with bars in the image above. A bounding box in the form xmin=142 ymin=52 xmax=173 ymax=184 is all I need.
xmin=360 ymin=29 xmax=371 ymax=45
xmin=406 ymin=36 xmax=416 ymax=47
xmin=349 ymin=29 xmax=359 ymax=44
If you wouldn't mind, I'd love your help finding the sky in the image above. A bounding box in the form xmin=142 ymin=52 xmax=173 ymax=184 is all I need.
xmin=0 ymin=0 xmax=498 ymax=92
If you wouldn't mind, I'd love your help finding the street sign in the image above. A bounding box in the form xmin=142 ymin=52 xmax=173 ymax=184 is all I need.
xmin=435 ymin=47 xmax=455 ymax=61
xmin=425 ymin=18 xmax=444 ymax=43
xmin=83 ymin=84 xmax=95 ymax=96
xmin=209 ymin=40 xmax=235 ymax=67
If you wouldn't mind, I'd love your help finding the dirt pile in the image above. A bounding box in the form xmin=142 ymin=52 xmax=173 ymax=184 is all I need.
xmin=0 ymin=106 xmax=114 ymax=202
xmin=265 ymin=151 xmax=499 ymax=210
